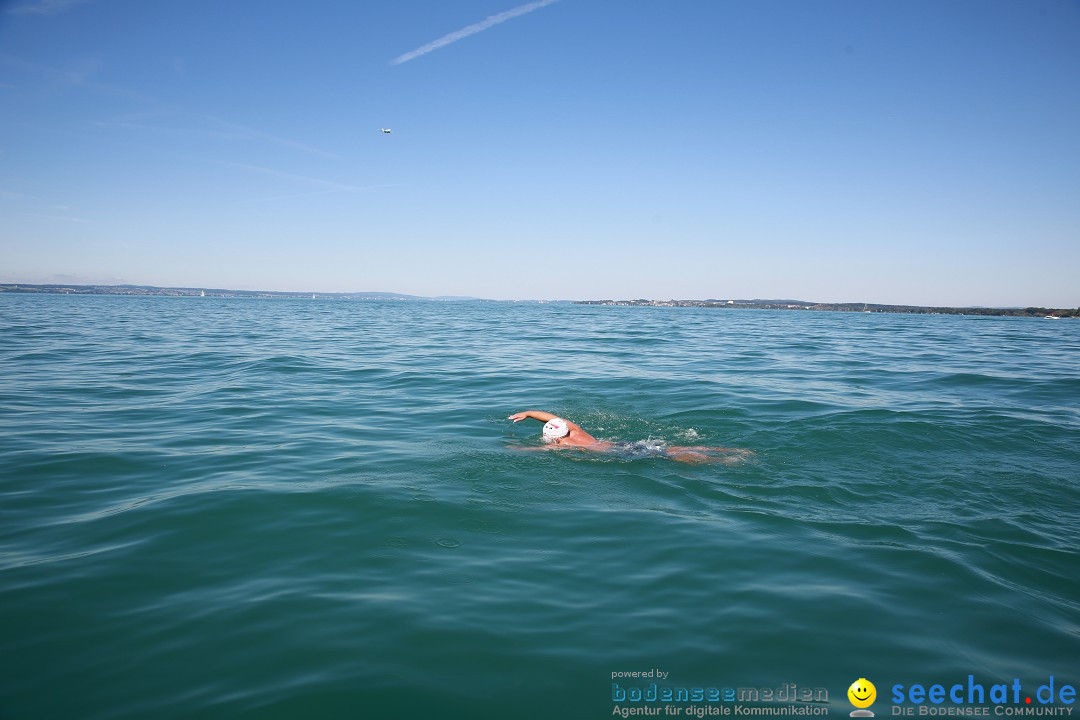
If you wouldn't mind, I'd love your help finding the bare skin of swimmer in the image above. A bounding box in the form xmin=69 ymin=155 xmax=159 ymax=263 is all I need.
xmin=507 ymin=410 xmax=752 ymax=464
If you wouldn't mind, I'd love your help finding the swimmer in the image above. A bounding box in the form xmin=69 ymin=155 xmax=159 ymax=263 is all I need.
xmin=506 ymin=410 xmax=752 ymax=464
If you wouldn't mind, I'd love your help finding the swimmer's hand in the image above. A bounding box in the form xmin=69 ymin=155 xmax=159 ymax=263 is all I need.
xmin=507 ymin=412 xmax=529 ymax=423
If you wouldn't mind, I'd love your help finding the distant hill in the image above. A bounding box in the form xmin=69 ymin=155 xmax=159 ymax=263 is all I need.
xmin=0 ymin=284 xmax=478 ymax=301
xmin=344 ymin=292 xmax=424 ymax=300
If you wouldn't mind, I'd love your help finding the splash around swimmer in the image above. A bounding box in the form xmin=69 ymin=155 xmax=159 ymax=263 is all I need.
xmin=507 ymin=410 xmax=753 ymax=465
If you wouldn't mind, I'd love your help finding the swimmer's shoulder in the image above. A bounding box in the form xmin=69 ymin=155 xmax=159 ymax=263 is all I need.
xmin=563 ymin=429 xmax=609 ymax=450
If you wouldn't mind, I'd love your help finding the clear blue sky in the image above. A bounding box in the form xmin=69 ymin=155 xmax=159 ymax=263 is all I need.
xmin=1 ymin=0 xmax=1078 ymax=305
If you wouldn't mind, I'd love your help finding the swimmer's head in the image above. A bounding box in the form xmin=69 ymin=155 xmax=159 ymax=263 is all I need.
xmin=542 ymin=418 xmax=569 ymax=443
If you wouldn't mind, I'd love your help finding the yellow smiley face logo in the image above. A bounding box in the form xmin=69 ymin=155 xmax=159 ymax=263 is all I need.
xmin=848 ymin=679 xmax=876 ymax=708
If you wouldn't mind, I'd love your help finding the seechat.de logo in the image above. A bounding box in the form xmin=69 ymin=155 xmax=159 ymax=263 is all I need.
xmin=849 ymin=678 xmax=878 ymax=717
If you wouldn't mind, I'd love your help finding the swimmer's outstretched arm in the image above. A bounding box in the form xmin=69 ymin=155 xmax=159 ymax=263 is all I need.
xmin=508 ymin=410 xmax=586 ymax=433
xmin=508 ymin=410 xmax=558 ymax=423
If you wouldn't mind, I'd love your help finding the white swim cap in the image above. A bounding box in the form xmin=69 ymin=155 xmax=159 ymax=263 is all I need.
xmin=542 ymin=418 xmax=570 ymax=442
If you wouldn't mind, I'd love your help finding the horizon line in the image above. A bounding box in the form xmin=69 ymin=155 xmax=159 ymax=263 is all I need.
xmin=0 ymin=282 xmax=1075 ymax=311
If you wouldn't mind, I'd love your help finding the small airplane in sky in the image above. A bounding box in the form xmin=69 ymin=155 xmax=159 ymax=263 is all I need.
xmin=380 ymin=128 xmax=392 ymax=134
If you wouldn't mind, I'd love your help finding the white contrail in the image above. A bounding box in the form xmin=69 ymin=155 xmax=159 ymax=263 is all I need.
xmin=6 ymin=0 xmax=91 ymax=16
xmin=218 ymin=161 xmax=382 ymax=193
xmin=392 ymin=0 xmax=559 ymax=65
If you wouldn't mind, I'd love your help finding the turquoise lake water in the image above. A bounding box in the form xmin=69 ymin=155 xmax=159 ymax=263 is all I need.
xmin=1 ymin=295 xmax=1078 ymax=719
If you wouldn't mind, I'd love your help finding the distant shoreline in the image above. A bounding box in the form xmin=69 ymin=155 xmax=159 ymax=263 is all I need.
xmin=0 ymin=284 xmax=476 ymax=303
xmin=574 ymin=299 xmax=1078 ymax=318
xmin=0 ymin=284 xmax=1075 ymax=317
